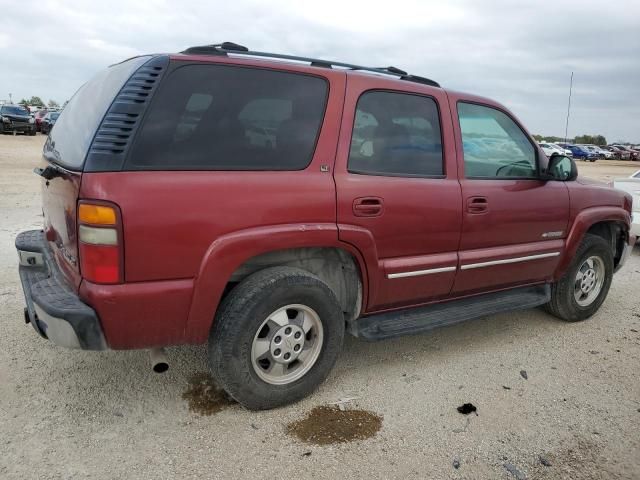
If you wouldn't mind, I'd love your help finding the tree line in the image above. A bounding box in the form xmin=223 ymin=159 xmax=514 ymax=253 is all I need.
xmin=17 ymin=96 xmax=60 ymax=109
xmin=532 ymin=134 xmax=608 ymax=145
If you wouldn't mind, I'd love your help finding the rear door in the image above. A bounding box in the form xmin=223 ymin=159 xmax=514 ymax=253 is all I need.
xmin=334 ymin=75 xmax=462 ymax=311
xmin=40 ymin=55 xmax=151 ymax=289
xmin=449 ymin=96 xmax=570 ymax=294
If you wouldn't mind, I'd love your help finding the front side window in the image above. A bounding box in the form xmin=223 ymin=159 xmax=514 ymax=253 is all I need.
xmin=127 ymin=64 xmax=328 ymax=170
xmin=348 ymin=91 xmax=444 ymax=177
xmin=458 ymin=102 xmax=536 ymax=178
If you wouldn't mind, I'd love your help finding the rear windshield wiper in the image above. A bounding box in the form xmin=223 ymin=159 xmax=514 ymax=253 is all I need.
xmin=33 ymin=164 xmax=66 ymax=180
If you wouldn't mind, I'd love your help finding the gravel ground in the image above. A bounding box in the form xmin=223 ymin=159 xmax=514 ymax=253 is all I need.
xmin=1 ymin=135 xmax=639 ymax=479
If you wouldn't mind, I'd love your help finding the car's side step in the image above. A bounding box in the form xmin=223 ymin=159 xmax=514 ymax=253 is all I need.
xmin=349 ymin=284 xmax=551 ymax=341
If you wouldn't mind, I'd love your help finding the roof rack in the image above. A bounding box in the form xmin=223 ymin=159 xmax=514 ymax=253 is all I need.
xmin=180 ymin=42 xmax=440 ymax=88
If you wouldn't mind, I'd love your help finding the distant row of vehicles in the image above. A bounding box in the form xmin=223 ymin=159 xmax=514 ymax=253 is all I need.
xmin=0 ymin=104 xmax=59 ymax=135
xmin=538 ymin=141 xmax=639 ymax=162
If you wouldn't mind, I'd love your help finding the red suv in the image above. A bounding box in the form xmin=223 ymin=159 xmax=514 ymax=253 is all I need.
xmin=16 ymin=43 xmax=635 ymax=409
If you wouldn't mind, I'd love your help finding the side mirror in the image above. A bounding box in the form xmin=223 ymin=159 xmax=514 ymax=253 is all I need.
xmin=545 ymin=153 xmax=577 ymax=181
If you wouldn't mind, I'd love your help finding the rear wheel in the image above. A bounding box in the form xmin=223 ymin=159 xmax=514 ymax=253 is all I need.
xmin=546 ymin=234 xmax=613 ymax=321
xmin=208 ymin=266 xmax=344 ymax=410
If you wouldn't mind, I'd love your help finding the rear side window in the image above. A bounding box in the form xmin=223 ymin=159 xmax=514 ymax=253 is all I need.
xmin=127 ymin=64 xmax=328 ymax=170
xmin=457 ymin=102 xmax=536 ymax=178
xmin=348 ymin=91 xmax=443 ymax=176
xmin=44 ymin=56 xmax=151 ymax=170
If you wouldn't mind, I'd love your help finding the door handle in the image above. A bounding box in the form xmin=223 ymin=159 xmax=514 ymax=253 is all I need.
xmin=466 ymin=196 xmax=488 ymax=214
xmin=353 ymin=197 xmax=384 ymax=217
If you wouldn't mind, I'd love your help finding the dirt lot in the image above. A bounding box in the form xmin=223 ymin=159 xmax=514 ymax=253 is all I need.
xmin=1 ymin=135 xmax=639 ymax=479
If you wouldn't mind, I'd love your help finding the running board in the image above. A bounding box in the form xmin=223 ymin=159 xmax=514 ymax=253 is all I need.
xmin=350 ymin=284 xmax=551 ymax=341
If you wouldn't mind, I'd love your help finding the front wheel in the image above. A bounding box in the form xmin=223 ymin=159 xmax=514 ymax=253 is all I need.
xmin=545 ymin=234 xmax=614 ymax=322
xmin=208 ymin=266 xmax=344 ymax=410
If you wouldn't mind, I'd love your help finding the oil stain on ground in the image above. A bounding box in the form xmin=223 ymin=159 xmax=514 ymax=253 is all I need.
xmin=287 ymin=405 xmax=383 ymax=445
xmin=182 ymin=372 xmax=235 ymax=415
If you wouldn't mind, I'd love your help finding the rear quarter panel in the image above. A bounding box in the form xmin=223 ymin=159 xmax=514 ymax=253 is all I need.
xmin=79 ymin=65 xmax=347 ymax=346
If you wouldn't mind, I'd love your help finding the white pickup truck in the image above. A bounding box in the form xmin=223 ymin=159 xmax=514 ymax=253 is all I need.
xmin=614 ymin=169 xmax=640 ymax=237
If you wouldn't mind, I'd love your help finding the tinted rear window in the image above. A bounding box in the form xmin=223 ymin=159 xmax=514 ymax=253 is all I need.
xmin=126 ymin=64 xmax=328 ymax=170
xmin=348 ymin=91 xmax=444 ymax=177
xmin=43 ymin=56 xmax=151 ymax=170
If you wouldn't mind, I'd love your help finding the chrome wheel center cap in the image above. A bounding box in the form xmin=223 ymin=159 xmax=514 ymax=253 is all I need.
xmin=270 ymin=324 xmax=305 ymax=364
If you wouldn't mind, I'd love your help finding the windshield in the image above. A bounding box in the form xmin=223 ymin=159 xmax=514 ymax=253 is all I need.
xmin=50 ymin=113 xmax=60 ymax=120
xmin=1 ymin=105 xmax=30 ymax=116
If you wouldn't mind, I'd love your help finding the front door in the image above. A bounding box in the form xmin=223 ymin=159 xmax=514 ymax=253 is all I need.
xmin=449 ymin=98 xmax=570 ymax=294
xmin=334 ymin=76 xmax=462 ymax=311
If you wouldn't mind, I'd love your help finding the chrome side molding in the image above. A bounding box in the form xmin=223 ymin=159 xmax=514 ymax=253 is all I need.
xmin=460 ymin=252 xmax=560 ymax=270
xmin=387 ymin=252 xmax=561 ymax=278
xmin=387 ymin=266 xmax=456 ymax=279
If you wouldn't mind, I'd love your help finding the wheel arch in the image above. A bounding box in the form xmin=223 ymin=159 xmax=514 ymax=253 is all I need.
xmin=185 ymin=224 xmax=368 ymax=343
xmin=554 ymin=207 xmax=630 ymax=280
xmin=226 ymin=247 xmax=363 ymax=319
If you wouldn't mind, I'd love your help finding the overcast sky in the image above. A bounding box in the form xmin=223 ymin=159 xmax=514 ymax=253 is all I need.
xmin=1 ymin=0 xmax=638 ymax=142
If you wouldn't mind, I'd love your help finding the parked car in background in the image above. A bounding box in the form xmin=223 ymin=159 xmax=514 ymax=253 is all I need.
xmin=538 ymin=142 xmax=565 ymax=157
xmin=0 ymin=104 xmax=36 ymax=135
xmin=588 ymin=145 xmax=613 ymax=159
xmin=549 ymin=143 xmax=573 ymax=157
xmin=40 ymin=112 xmax=59 ymax=135
xmin=612 ymin=170 xmax=640 ymax=237
xmin=33 ymin=109 xmax=49 ymax=132
xmin=610 ymin=146 xmax=631 ymax=160
xmin=612 ymin=145 xmax=639 ymax=161
xmin=15 ymin=43 xmax=635 ymax=409
xmin=566 ymin=144 xmax=597 ymax=161
xmin=602 ymin=146 xmax=623 ymax=159
xmin=578 ymin=145 xmax=604 ymax=159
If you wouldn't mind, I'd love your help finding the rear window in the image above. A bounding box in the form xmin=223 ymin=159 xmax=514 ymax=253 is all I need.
xmin=43 ymin=56 xmax=151 ymax=170
xmin=126 ymin=64 xmax=328 ymax=170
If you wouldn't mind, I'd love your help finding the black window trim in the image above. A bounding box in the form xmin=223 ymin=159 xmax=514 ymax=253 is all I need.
xmin=123 ymin=61 xmax=331 ymax=172
xmin=347 ymin=88 xmax=446 ymax=179
xmin=456 ymin=100 xmax=542 ymax=181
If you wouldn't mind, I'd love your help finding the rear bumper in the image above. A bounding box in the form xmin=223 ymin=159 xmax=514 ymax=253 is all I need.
xmin=15 ymin=230 xmax=107 ymax=350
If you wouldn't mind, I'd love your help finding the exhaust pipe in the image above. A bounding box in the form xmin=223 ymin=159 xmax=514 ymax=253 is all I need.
xmin=149 ymin=348 xmax=169 ymax=373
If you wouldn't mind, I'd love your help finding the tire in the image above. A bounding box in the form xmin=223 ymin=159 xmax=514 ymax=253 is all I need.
xmin=545 ymin=234 xmax=614 ymax=322
xmin=208 ymin=266 xmax=345 ymax=410
xmin=590 ymin=158 xmax=596 ymax=162
xmin=28 ymin=128 xmax=36 ymax=136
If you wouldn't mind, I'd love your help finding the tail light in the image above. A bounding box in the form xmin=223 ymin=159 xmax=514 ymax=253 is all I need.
xmin=77 ymin=201 xmax=123 ymax=284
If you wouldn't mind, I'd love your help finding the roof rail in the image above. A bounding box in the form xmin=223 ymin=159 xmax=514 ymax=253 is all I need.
xmin=180 ymin=42 xmax=441 ymax=88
